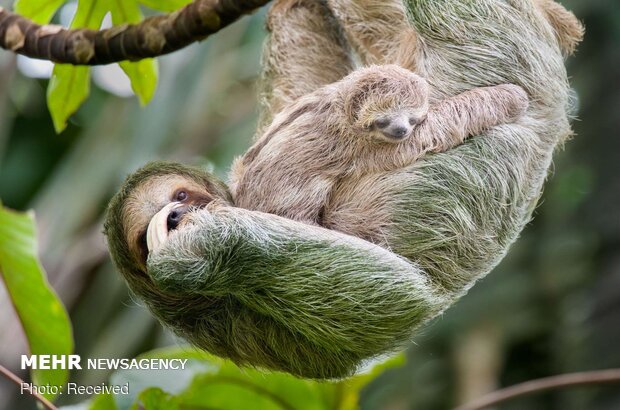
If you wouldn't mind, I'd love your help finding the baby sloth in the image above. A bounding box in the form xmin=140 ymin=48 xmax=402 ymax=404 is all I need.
xmin=231 ymin=64 xmax=528 ymax=225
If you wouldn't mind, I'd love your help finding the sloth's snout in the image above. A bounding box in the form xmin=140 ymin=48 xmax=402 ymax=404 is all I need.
xmin=374 ymin=115 xmax=414 ymax=141
xmin=167 ymin=205 xmax=188 ymax=231
xmin=383 ymin=124 xmax=409 ymax=139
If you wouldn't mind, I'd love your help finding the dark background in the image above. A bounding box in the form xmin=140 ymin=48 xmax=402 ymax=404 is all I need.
xmin=0 ymin=0 xmax=618 ymax=408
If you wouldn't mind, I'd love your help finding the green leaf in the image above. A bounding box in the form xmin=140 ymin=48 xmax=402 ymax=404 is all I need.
xmin=141 ymin=348 xmax=333 ymax=410
xmin=138 ymin=0 xmax=192 ymax=12
xmin=122 ymin=347 xmax=399 ymax=410
xmin=132 ymin=388 xmax=179 ymax=410
xmin=109 ymin=0 xmax=158 ymax=105
xmin=108 ymin=355 xmax=216 ymax=409
xmin=89 ymin=393 xmax=119 ymax=410
xmin=337 ymin=353 xmax=407 ymax=410
xmin=46 ymin=0 xmax=107 ymax=133
xmin=13 ymin=0 xmax=66 ymax=24
xmin=82 ymin=347 xmax=405 ymax=410
xmin=70 ymin=0 xmax=108 ymax=28
xmin=177 ymin=370 xmax=328 ymax=410
xmin=47 ymin=65 xmax=91 ymax=133
xmin=119 ymin=59 xmax=158 ymax=106
xmin=0 ymin=204 xmax=73 ymax=402
xmin=44 ymin=0 xmax=159 ymax=130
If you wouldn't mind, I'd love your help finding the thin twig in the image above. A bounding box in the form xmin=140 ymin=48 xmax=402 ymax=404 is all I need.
xmin=0 ymin=0 xmax=270 ymax=65
xmin=455 ymin=368 xmax=620 ymax=410
xmin=0 ymin=363 xmax=58 ymax=410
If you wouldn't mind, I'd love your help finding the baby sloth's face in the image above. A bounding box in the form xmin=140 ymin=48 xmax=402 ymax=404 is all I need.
xmin=349 ymin=65 xmax=430 ymax=143
xmin=369 ymin=106 xmax=427 ymax=142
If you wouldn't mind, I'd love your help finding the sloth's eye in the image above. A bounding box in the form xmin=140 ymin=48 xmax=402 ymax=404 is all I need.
xmin=374 ymin=118 xmax=391 ymax=129
xmin=409 ymin=117 xmax=422 ymax=126
xmin=175 ymin=190 xmax=188 ymax=201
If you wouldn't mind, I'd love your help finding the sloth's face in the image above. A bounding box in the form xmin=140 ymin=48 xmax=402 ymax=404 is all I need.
xmin=357 ymin=98 xmax=429 ymax=143
xmin=123 ymin=174 xmax=215 ymax=267
xmin=365 ymin=106 xmax=428 ymax=143
xmin=347 ymin=66 xmax=430 ymax=143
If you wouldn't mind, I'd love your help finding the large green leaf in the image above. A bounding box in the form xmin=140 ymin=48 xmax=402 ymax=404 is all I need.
xmin=0 ymin=204 xmax=73 ymax=401
xmin=48 ymin=64 xmax=91 ymax=133
xmin=110 ymin=0 xmax=158 ymax=105
xmin=47 ymin=0 xmax=108 ymax=133
xmin=125 ymin=349 xmax=331 ymax=410
xmin=119 ymin=59 xmax=158 ymax=106
xmin=44 ymin=0 xmax=158 ymax=131
xmin=89 ymin=393 xmax=119 ymax=410
xmin=85 ymin=347 xmax=406 ymax=410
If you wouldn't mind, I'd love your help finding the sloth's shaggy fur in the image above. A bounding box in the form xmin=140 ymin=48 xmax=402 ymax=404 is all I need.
xmin=104 ymin=0 xmax=581 ymax=379
xmin=232 ymin=64 xmax=528 ymax=225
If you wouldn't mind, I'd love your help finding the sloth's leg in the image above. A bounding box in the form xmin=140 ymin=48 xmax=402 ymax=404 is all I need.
xmin=257 ymin=0 xmax=354 ymax=134
xmin=411 ymin=84 xmax=529 ymax=156
xmin=326 ymin=0 xmax=419 ymax=69
xmin=505 ymin=0 xmax=583 ymax=56
xmin=534 ymin=0 xmax=584 ymax=56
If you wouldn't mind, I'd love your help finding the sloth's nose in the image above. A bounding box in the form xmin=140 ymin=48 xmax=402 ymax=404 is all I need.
xmin=374 ymin=116 xmax=413 ymax=140
xmin=167 ymin=205 xmax=188 ymax=231
xmin=384 ymin=125 xmax=409 ymax=139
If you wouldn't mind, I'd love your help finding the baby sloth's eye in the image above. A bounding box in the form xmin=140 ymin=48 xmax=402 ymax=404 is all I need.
xmin=175 ymin=190 xmax=188 ymax=201
xmin=409 ymin=117 xmax=422 ymax=126
xmin=374 ymin=117 xmax=391 ymax=129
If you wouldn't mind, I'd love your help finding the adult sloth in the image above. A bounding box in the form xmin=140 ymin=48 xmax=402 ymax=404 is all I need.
xmin=105 ymin=0 xmax=581 ymax=379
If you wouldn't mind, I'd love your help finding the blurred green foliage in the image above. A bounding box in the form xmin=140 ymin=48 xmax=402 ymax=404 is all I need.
xmin=80 ymin=348 xmax=404 ymax=410
xmin=0 ymin=0 xmax=618 ymax=409
xmin=0 ymin=204 xmax=73 ymax=401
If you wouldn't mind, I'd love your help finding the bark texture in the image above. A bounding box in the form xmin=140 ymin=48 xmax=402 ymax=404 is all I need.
xmin=0 ymin=0 xmax=269 ymax=65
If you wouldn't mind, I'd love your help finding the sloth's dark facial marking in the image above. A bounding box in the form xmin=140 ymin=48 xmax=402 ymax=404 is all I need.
xmin=166 ymin=188 xmax=214 ymax=231
xmin=372 ymin=112 xmax=426 ymax=141
xmin=137 ymin=231 xmax=148 ymax=265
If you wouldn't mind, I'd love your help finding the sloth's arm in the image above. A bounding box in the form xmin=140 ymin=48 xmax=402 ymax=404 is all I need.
xmin=413 ymin=84 xmax=529 ymax=155
xmin=147 ymin=206 xmax=447 ymax=350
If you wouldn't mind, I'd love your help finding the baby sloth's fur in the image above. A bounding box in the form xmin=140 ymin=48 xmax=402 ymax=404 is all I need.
xmin=232 ymin=64 xmax=527 ymax=226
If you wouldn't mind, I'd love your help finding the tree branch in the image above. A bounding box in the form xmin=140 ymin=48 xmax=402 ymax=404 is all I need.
xmin=455 ymin=368 xmax=620 ymax=410
xmin=0 ymin=0 xmax=270 ymax=65
xmin=0 ymin=363 xmax=58 ymax=410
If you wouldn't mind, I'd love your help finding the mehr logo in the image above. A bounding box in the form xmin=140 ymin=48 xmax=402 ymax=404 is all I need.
xmin=21 ymin=355 xmax=188 ymax=370
xmin=21 ymin=355 xmax=82 ymax=370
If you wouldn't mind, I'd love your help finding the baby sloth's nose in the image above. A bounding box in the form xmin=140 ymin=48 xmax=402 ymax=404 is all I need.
xmin=385 ymin=125 xmax=409 ymax=139
xmin=167 ymin=205 xmax=188 ymax=231
xmin=375 ymin=116 xmax=413 ymax=140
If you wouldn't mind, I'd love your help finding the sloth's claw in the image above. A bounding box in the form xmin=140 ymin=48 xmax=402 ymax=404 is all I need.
xmin=147 ymin=202 xmax=179 ymax=253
